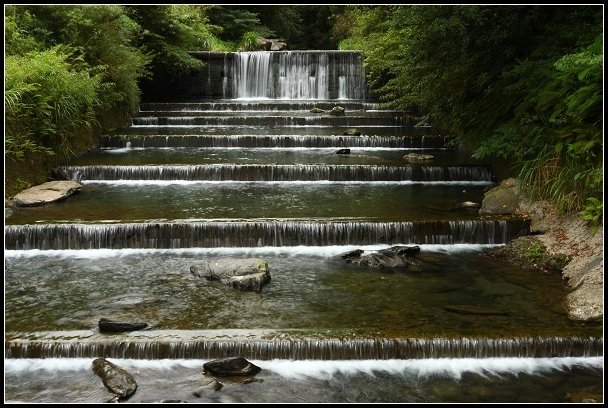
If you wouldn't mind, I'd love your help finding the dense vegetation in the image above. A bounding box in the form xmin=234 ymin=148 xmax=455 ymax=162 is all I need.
xmin=4 ymin=5 xmax=602 ymax=231
xmin=336 ymin=5 xmax=603 ymax=231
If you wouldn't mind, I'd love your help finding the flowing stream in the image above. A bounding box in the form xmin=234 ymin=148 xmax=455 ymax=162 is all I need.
xmin=4 ymin=50 xmax=602 ymax=403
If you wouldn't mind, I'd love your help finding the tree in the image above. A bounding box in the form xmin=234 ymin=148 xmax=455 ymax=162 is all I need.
xmin=337 ymin=5 xmax=603 ymax=226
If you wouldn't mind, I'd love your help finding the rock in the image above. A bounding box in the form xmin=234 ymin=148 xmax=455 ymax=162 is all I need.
xmin=444 ymin=305 xmax=509 ymax=316
xmin=203 ymin=357 xmax=261 ymax=377
xmin=310 ymin=107 xmax=325 ymax=113
xmin=192 ymin=378 xmax=224 ymax=397
xmin=479 ymin=178 xmax=520 ymax=215
xmin=335 ymin=148 xmax=351 ymax=155
xmin=330 ymin=106 xmax=345 ymax=116
xmin=340 ymin=246 xmax=420 ymax=270
xmin=49 ymin=167 xmax=71 ymax=181
xmin=270 ymin=40 xmax=287 ymax=51
xmin=256 ymin=38 xmax=287 ymax=51
xmin=12 ymin=180 xmax=82 ymax=207
xmin=403 ymin=153 xmax=435 ymax=162
xmin=502 ymin=196 xmax=603 ymax=323
xmin=225 ymin=272 xmax=270 ymax=292
xmin=92 ymin=358 xmax=138 ymax=401
xmin=484 ymin=235 xmax=570 ymax=274
xmin=98 ymin=318 xmax=149 ymax=333
xmin=256 ymin=38 xmax=272 ymax=51
xmin=340 ymin=249 xmax=364 ymax=262
xmin=190 ymin=258 xmax=271 ymax=292
xmin=343 ymin=128 xmax=361 ymax=136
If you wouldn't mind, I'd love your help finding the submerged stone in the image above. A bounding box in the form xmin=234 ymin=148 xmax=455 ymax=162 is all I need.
xmin=343 ymin=128 xmax=361 ymax=136
xmin=403 ymin=153 xmax=434 ymax=162
xmin=190 ymin=258 xmax=271 ymax=292
xmin=444 ymin=305 xmax=509 ymax=316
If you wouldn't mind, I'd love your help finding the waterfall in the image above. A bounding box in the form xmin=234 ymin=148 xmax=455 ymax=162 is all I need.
xmin=58 ymin=164 xmax=494 ymax=182
xmin=233 ymin=52 xmax=273 ymax=99
xmin=231 ymin=51 xmax=366 ymax=100
xmin=101 ymin=134 xmax=454 ymax=149
xmin=222 ymin=53 xmax=229 ymax=98
xmin=5 ymin=220 xmax=527 ymax=250
xmin=6 ymin=335 xmax=602 ymax=360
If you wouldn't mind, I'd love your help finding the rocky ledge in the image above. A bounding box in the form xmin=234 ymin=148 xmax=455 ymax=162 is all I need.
xmin=481 ymin=179 xmax=603 ymax=322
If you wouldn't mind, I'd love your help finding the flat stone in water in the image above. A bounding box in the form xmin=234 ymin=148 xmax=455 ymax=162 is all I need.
xmin=12 ymin=180 xmax=82 ymax=207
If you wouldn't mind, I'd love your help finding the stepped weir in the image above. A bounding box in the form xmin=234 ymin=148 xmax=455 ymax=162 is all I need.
xmin=4 ymin=49 xmax=602 ymax=403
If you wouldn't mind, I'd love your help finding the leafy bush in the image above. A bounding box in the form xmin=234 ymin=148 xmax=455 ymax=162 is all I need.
xmin=579 ymin=197 xmax=602 ymax=234
xmin=238 ymin=31 xmax=260 ymax=51
xmin=525 ymin=243 xmax=546 ymax=262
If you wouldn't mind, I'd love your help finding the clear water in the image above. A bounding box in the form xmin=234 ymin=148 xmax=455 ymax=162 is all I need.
xmin=6 ymin=182 xmax=489 ymax=224
xmin=6 ymin=246 xmax=597 ymax=337
xmin=4 ymin=52 xmax=602 ymax=403
xmin=66 ymin=147 xmax=480 ymax=167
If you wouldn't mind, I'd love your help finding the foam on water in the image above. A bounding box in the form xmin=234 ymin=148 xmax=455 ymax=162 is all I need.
xmin=5 ymin=244 xmax=502 ymax=259
xmin=5 ymin=357 xmax=603 ymax=381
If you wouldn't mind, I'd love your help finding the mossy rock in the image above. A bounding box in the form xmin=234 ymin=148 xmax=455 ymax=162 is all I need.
xmin=485 ymin=236 xmax=571 ymax=273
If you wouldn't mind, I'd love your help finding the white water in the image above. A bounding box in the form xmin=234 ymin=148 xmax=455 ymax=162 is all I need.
xmin=4 ymin=244 xmax=503 ymax=259
xmin=5 ymin=357 xmax=603 ymax=380
xmin=231 ymin=51 xmax=364 ymax=100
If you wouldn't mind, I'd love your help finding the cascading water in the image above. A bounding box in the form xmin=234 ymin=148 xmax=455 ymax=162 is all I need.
xmin=231 ymin=51 xmax=366 ymax=100
xmin=4 ymin=46 xmax=602 ymax=404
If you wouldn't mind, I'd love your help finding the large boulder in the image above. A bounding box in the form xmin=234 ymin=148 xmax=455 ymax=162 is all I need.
xmin=12 ymin=180 xmax=82 ymax=207
xmin=479 ymin=178 xmax=521 ymax=215
xmin=92 ymin=358 xmax=138 ymax=401
xmin=190 ymin=258 xmax=271 ymax=292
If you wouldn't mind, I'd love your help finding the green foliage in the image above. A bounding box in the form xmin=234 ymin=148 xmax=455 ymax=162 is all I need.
xmin=5 ymin=47 xmax=102 ymax=160
xmin=125 ymin=5 xmax=222 ymax=99
xmin=206 ymin=6 xmax=272 ymax=42
xmin=337 ymin=5 xmax=603 ymax=219
xmin=4 ymin=6 xmax=46 ymax=54
xmin=6 ymin=5 xmax=150 ymax=112
xmin=57 ymin=5 xmax=151 ymax=111
xmin=207 ymin=5 xmax=344 ymax=50
xmin=579 ymin=197 xmax=603 ymax=234
xmin=525 ymin=243 xmax=546 ymax=262
xmin=238 ymin=31 xmax=260 ymax=51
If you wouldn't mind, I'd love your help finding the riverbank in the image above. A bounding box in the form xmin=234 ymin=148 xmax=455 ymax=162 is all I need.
xmin=484 ymin=184 xmax=603 ymax=323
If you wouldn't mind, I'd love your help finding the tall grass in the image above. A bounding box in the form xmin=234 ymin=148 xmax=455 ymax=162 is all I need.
xmin=5 ymin=47 xmax=102 ymax=161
